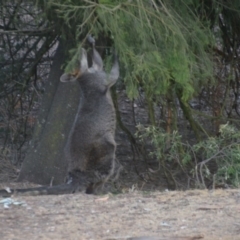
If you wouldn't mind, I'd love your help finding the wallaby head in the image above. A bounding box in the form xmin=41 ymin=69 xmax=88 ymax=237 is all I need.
xmin=59 ymin=39 xmax=120 ymax=194
xmin=60 ymin=46 xmax=119 ymax=92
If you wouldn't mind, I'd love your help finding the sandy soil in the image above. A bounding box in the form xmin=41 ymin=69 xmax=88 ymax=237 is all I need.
xmin=0 ymin=188 xmax=240 ymax=240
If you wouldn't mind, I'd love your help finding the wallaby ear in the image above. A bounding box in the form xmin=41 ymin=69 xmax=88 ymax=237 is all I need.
xmin=87 ymin=35 xmax=103 ymax=71
xmin=60 ymin=48 xmax=88 ymax=82
xmin=92 ymin=48 xmax=103 ymax=71
xmin=80 ymin=48 xmax=88 ymax=73
xmin=107 ymin=52 xmax=119 ymax=87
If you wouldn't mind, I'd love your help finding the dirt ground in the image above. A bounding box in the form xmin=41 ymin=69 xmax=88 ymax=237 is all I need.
xmin=0 ymin=188 xmax=240 ymax=240
xmin=0 ymin=92 xmax=239 ymax=240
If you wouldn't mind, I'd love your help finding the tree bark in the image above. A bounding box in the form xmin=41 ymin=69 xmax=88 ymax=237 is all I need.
xmin=18 ymin=41 xmax=80 ymax=185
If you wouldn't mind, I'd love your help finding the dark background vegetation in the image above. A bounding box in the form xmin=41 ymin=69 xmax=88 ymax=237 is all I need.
xmin=1 ymin=0 xmax=240 ymax=190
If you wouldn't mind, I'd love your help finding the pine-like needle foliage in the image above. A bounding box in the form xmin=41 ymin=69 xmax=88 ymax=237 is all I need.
xmin=44 ymin=0 xmax=214 ymax=101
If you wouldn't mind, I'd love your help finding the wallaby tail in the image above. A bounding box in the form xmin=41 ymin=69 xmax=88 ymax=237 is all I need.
xmin=0 ymin=184 xmax=78 ymax=197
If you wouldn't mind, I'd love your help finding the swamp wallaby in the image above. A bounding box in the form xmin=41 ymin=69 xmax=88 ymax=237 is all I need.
xmin=60 ymin=37 xmax=120 ymax=194
xmin=0 ymin=37 xmax=119 ymax=197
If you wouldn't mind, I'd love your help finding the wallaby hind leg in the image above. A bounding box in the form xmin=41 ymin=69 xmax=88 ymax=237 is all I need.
xmin=66 ymin=170 xmax=91 ymax=193
xmin=67 ymin=138 xmax=118 ymax=194
xmin=90 ymin=158 xmax=123 ymax=194
xmin=87 ymin=140 xmax=117 ymax=194
xmin=86 ymin=181 xmax=104 ymax=194
xmin=66 ymin=169 xmax=109 ymax=194
xmin=112 ymin=158 xmax=123 ymax=181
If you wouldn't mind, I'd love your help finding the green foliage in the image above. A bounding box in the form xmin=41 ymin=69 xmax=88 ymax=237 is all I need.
xmin=193 ymin=123 xmax=240 ymax=187
xmin=137 ymin=123 xmax=240 ymax=188
xmin=136 ymin=124 xmax=186 ymax=164
xmin=43 ymin=0 xmax=214 ymax=101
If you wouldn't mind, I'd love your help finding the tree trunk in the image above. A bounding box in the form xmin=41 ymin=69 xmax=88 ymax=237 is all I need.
xmin=18 ymin=41 xmax=80 ymax=185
